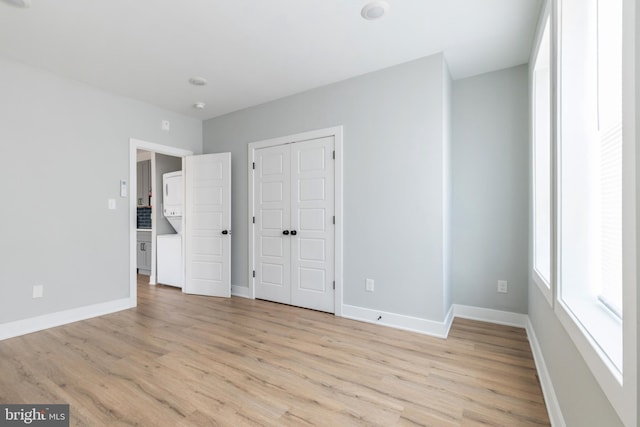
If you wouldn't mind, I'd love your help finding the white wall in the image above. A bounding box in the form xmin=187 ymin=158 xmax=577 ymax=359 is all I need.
xmin=203 ymin=54 xmax=452 ymax=321
xmin=0 ymin=57 xmax=202 ymax=324
xmin=451 ymin=65 xmax=529 ymax=313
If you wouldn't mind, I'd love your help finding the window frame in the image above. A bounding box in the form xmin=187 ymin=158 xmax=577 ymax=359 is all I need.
xmin=531 ymin=10 xmax=554 ymax=306
xmin=551 ymin=0 xmax=637 ymax=425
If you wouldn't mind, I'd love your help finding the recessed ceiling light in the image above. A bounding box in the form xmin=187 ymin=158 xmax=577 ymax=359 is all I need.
xmin=193 ymin=102 xmax=206 ymax=110
xmin=188 ymin=76 xmax=207 ymax=86
xmin=361 ymin=1 xmax=389 ymax=21
xmin=4 ymin=0 xmax=31 ymax=8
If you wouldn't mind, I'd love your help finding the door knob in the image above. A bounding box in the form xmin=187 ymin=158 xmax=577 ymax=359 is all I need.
xmin=290 ymin=230 xmax=297 ymax=236
xmin=282 ymin=230 xmax=289 ymax=235
xmin=221 ymin=230 xmax=229 ymax=235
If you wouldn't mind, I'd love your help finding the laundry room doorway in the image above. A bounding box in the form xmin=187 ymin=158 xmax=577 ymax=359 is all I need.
xmin=129 ymin=138 xmax=233 ymax=305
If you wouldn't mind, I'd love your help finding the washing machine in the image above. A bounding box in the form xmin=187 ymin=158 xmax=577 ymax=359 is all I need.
xmin=157 ymin=233 xmax=182 ymax=288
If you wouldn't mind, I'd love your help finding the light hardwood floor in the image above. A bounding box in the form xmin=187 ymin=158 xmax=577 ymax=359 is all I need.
xmin=0 ymin=276 xmax=550 ymax=426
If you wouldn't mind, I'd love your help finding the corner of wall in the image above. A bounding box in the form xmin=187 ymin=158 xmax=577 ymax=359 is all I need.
xmin=442 ymin=56 xmax=454 ymax=314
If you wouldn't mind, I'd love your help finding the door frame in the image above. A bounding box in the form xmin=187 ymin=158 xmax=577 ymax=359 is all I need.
xmin=247 ymin=126 xmax=344 ymax=316
xmin=129 ymin=138 xmax=193 ymax=305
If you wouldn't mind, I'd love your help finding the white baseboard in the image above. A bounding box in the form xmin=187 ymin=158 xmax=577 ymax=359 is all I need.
xmin=0 ymin=298 xmax=134 ymax=341
xmin=231 ymin=285 xmax=251 ymax=299
xmin=341 ymin=303 xmax=562 ymax=426
xmin=341 ymin=304 xmax=454 ymax=339
xmin=526 ymin=318 xmax=566 ymax=427
xmin=453 ymin=304 xmax=528 ymax=328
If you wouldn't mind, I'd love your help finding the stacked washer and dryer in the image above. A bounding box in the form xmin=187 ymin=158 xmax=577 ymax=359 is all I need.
xmin=157 ymin=171 xmax=183 ymax=288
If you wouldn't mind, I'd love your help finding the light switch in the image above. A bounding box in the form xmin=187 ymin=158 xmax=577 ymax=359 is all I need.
xmin=120 ymin=180 xmax=128 ymax=197
xmin=108 ymin=199 xmax=116 ymax=210
xmin=497 ymin=280 xmax=508 ymax=293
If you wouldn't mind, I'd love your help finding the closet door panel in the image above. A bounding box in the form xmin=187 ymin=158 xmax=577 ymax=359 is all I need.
xmin=290 ymin=137 xmax=335 ymax=313
xmin=254 ymin=144 xmax=291 ymax=304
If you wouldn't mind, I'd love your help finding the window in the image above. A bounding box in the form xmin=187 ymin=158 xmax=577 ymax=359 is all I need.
xmin=595 ymin=0 xmax=623 ymax=319
xmin=547 ymin=0 xmax=636 ymax=423
xmin=532 ymin=16 xmax=552 ymax=299
xmin=558 ymin=0 xmax=622 ymax=373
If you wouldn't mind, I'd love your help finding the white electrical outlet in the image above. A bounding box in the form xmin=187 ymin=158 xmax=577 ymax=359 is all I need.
xmin=365 ymin=278 xmax=374 ymax=292
xmin=497 ymin=280 xmax=508 ymax=293
xmin=33 ymin=285 xmax=43 ymax=298
xmin=161 ymin=120 xmax=170 ymax=131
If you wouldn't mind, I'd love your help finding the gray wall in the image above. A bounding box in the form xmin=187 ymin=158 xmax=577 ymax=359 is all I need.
xmin=154 ymin=153 xmax=182 ymax=236
xmin=637 ymin=3 xmax=640 ymax=423
xmin=0 ymin=57 xmax=201 ymax=324
xmin=203 ymin=54 xmax=451 ymax=321
xmin=451 ymin=65 xmax=529 ymax=313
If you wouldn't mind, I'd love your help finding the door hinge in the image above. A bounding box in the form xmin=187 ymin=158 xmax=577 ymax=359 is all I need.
xmin=252 ymin=162 xmax=255 ymax=170
xmin=333 ymin=215 xmax=335 ymax=224
xmin=253 ymin=270 xmax=256 ymax=278
xmin=333 ymin=281 xmax=335 ymax=290
xmin=252 ymin=216 xmax=255 ymax=224
xmin=332 ymin=150 xmax=335 ymax=160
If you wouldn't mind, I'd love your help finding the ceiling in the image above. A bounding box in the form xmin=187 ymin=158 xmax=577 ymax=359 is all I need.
xmin=0 ymin=0 xmax=542 ymax=120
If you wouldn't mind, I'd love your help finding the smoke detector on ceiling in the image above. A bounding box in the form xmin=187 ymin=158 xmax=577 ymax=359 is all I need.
xmin=361 ymin=1 xmax=389 ymax=21
xmin=193 ymin=102 xmax=206 ymax=110
xmin=188 ymin=77 xmax=208 ymax=86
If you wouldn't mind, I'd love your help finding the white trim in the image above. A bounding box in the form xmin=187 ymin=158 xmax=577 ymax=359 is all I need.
xmin=247 ymin=126 xmax=344 ymax=315
xmin=525 ymin=318 xmax=566 ymax=427
xmin=0 ymin=298 xmax=133 ymax=341
xmin=453 ymin=304 xmax=528 ymax=328
xmin=341 ymin=304 xmax=454 ymax=339
xmin=129 ymin=139 xmax=193 ymax=306
xmin=149 ymin=152 xmax=157 ymax=285
xmin=340 ymin=305 xmax=528 ymax=340
xmin=529 ymin=0 xmax=554 ymax=309
xmin=532 ymin=270 xmax=553 ymax=306
xmin=247 ymin=144 xmax=255 ymax=298
xmin=550 ymin=0 xmax=637 ymax=422
xmin=231 ymin=285 xmax=251 ymax=298
xmin=554 ymin=301 xmax=626 ymax=398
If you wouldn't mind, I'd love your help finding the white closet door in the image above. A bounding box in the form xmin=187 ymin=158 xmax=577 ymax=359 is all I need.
xmin=184 ymin=152 xmax=231 ymax=297
xmin=254 ymin=144 xmax=291 ymax=304
xmin=290 ymin=137 xmax=335 ymax=313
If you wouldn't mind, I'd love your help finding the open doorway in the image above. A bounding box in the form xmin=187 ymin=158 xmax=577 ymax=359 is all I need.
xmin=129 ymin=139 xmax=233 ymax=305
xmin=129 ymin=139 xmax=193 ymax=306
xmin=135 ymin=149 xmax=183 ymax=286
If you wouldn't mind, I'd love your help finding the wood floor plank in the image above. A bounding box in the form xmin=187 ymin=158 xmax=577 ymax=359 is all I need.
xmin=0 ymin=276 xmax=550 ymax=426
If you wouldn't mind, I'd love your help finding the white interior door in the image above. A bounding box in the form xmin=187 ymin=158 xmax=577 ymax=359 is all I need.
xmin=254 ymin=144 xmax=291 ymax=304
xmin=291 ymin=137 xmax=335 ymax=312
xmin=254 ymin=137 xmax=335 ymax=313
xmin=184 ymin=152 xmax=231 ymax=297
